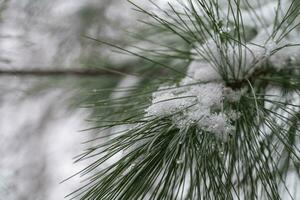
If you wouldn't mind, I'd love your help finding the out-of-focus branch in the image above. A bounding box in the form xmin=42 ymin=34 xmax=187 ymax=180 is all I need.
xmin=0 ymin=68 xmax=134 ymax=77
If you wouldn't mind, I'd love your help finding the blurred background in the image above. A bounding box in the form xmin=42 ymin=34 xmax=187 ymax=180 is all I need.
xmin=0 ymin=0 xmax=165 ymax=199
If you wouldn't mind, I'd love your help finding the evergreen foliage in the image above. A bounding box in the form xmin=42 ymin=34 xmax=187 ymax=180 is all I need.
xmin=70 ymin=0 xmax=300 ymax=199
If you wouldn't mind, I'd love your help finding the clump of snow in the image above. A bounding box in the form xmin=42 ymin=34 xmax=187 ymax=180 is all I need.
xmin=146 ymin=81 xmax=241 ymax=140
xmin=146 ymin=85 xmax=195 ymax=117
xmin=191 ymin=29 xmax=279 ymax=80
xmin=198 ymin=0 xmax=300 ymax=75
xmin=240 ymin=0 xmax=273 ymax=9
xmin=225 ymin=0 xmax=300 ymax=71
xmin=238 ymin=1 xmax=287 ymax=28
xmin=269 ymin=32 xmax=300 ymax=69
xmin=185 ymin=61 xmax=221 ymax=83
xmin=269 ymin=46 xmax=300 ymax=69
xmin=226 ymin=39 xmax=279 ymax=78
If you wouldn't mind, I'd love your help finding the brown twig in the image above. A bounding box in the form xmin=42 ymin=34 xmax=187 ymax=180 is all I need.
xmin=0 ymin=68 xmax=134 ymax=77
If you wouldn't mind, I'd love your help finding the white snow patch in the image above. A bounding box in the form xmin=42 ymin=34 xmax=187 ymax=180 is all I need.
xmin=184 ymin=61 xmax=221 ymax=83
xmin=238 ymin=1 xmax=286 ymax=27
xmin=146 ymin=82 xmax=240 ymax=140
xmin=269 ymin=33 xmax=300 ymax=69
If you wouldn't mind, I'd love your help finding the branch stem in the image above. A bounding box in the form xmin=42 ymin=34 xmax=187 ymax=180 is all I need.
xmin=0 ymin=68 xmax=132 ymax=77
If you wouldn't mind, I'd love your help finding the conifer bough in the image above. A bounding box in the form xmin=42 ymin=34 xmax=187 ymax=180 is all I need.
xmin=71 ymin=0 xmax=300 ymax=199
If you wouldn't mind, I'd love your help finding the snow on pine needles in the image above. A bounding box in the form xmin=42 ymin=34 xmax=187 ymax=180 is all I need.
xmin=145 ymin=0 xmax=300 ymax=141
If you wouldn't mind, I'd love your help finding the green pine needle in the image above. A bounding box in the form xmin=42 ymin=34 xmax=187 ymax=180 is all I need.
xmin=69 ymin=0 xmax=300 ymax=199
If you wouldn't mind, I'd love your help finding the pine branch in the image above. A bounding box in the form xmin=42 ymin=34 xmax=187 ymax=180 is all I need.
xmin=70 ymin=1 xmax=300 ymax=199
xmin=0 ymin=67 xmax=134 ymax=77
